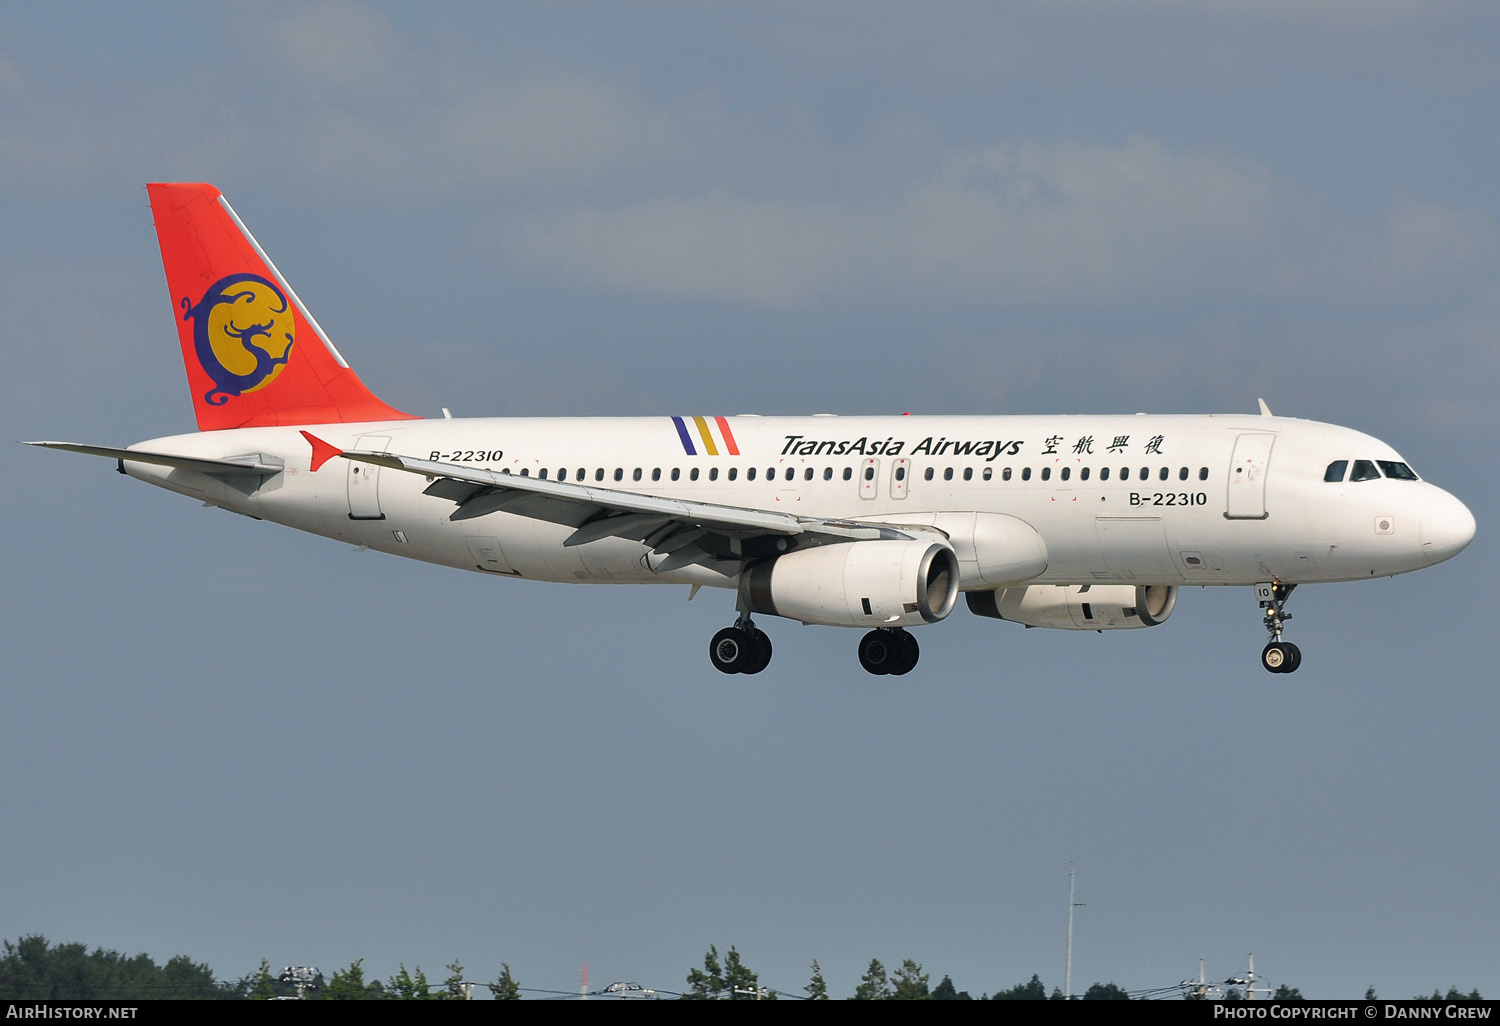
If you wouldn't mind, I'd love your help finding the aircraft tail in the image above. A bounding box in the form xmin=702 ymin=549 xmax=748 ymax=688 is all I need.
xmin=147 ymin=183 xmax=418 ymax=431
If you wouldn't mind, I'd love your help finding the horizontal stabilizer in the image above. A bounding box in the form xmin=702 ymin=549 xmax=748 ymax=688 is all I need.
xmin=26 ymin=441 xmax=284 ymax=477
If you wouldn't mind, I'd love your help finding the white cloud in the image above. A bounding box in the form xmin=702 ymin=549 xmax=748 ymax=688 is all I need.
xmin=505 ymin=135 xmax=1494 ymax=310
xmin=258 ymin=0 xmax=405 ymax=99
xmin=1 ymin=5 xmax=1491 ymax=317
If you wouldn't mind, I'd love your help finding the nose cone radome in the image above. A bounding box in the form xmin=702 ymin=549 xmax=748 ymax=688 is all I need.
xmin=1422 ymin=489 xmax=1477 ymax=566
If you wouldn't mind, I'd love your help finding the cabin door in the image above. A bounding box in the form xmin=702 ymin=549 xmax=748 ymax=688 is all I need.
xmin=1225 ymin=432 xmax=1275 ymax=520
xmin=346 ymin=434 xmax=390 ymax=520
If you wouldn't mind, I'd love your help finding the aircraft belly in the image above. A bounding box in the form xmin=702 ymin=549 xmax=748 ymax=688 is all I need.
xmin=1094 ymin=516 xmax=1182 ymax=582
xmin=463 ymin=516 xmax=655 ymax=582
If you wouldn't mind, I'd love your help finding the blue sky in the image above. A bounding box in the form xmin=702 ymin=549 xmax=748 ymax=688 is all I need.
xmin=3 ymin=1 xmax=1496 ymax=999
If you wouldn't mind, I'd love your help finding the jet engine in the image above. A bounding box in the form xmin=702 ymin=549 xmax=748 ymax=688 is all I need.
xmin=741 ymin=539 xmax=960 ymax=629
xmin=966 ymin=583 xmax=1177 ymax=630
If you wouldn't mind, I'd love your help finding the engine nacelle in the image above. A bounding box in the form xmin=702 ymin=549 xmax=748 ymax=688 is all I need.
xmin=966 ymin=583 xmax=1177 ymax=630
xmin=741 ymin=540 xmax=960 ymax=628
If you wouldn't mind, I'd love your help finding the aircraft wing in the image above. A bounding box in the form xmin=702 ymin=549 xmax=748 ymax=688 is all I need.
xmin=341 ymin=449 xmax=917 ymax=575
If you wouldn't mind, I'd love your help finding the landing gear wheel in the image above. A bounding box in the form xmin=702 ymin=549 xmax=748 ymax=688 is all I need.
xmin=889 ymin=632 xmax=920 ymax=676
xmin=1257 ymin=580 xmax=1303 ymax=674
xmin=858 ymin=629 xmax=900 ymax=675
xmin=710 ymin=627 xmax=752 ymax=674
xmin=741 ymin=628 xmax=773 ymax=675
xmin=1261 ymin=641 xmax=1302 ymax=674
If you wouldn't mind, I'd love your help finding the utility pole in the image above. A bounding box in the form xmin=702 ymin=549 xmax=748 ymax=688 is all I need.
xmin=1065 ymin=862 xmax=1085 ymax=1000
xmin=1226 ymin=953 xmax=1268 ymax=1001
xmin=1247 ymin=953 xmax=1266 ymax=1001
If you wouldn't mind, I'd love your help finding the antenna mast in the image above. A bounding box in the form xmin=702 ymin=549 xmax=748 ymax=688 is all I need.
xmin=1065 ymin=862 xmax=1085 ymax=1000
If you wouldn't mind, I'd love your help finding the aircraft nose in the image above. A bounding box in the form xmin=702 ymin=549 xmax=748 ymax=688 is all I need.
xmin=1421 ymin=489 xmax=1476 ymax=566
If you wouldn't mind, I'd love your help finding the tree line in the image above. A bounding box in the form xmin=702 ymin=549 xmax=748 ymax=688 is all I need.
xmin=1 ymin=935 xmax=1488 ymax=1001
xmin=0 ymin=938 xmax=519 ymax=1001
xmin=680 ymin=947 xmax=1130 ymax=1000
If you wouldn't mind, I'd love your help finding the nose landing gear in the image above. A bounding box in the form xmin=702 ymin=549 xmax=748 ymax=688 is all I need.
xmin=1257 ymin=580 xmax=1302 ymax=673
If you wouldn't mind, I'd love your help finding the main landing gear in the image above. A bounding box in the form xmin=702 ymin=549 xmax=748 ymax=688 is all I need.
xmin=706 ymin=621 xmax=922 ymax=676
xmin=858 ymin=628 xmax=920 ymax=676
xmin=1257 ymin=580 xmax=1302 ymax=674
xmin=709 ymin=618 xmax=773 ymax=675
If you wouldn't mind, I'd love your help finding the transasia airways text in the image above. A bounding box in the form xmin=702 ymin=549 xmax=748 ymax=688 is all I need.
xmin=780 ymin=435 xmax=1030 ymax=460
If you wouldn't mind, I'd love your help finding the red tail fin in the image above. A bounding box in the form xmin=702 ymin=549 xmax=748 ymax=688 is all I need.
xmin=147 ymin=183 xmax=418 ymax=431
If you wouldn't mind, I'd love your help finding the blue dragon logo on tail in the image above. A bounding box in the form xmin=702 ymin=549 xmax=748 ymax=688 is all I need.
xmin=181 ymin=273 xmax=296 ymax=405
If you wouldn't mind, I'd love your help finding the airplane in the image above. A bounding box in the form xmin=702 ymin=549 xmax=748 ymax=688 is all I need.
xmin=29 ymin=183 xmax=1476 ymax=677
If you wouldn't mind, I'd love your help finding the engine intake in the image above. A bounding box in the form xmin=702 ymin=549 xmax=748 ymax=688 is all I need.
xmin=742 ymin=540 xmax=960 ymax=628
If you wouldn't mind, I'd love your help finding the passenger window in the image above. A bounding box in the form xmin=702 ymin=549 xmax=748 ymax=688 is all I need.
xmin=1158 ymin=466 xmax=1169 ymax=481
xmin=577 ymin=468 xmax=585 ymax=481
xmin=1350 ymin=460 xmax=1381 ymax=482
xmin=1100 ymin=467 xmax=1110 ymax=481
xmin=1021 ymin=467 xmax=1031 ymax=481
xmin=520 ymin=468 xmax=530 ymax=477
xmin=1199 ymin=467 xmax=1209 ymax=481
xmin=1139 ymin=468 xmax=1150 ymax=481
xmin=843 ymin=467 xmax=853 ymax=481
xmin=924 ymin=467 xmax=934 ymax=481
xmin=613 ymin=468 xmax=623 ymax=482
xmin=1080 ymin=467 xmax=1089 ymax=481
xmin=944 ymin=467 xmax=954 ymax=481
xmin=964 ymin=467 xmax=974 ymax=481
xmin=1324 ymin=460 xmax=1348 ymax=483
xmin=1178 ymin=467 xmax=1189 ymax=481
xmin=690 ymin=467 xmax=700 ymax=481
xmin=806 ymin=468 xmax=815 ymax=481
xmin=1041 ymin=467 xmax=1051 ymax=481
xmin=1060 ymin=467 xmax=1070 ymax=481
xmin=537 ymin=469 xmax=546 ymax=479
xmin=632 ymin=468 xmax=642 ymax=482
xmin=1378 ymin=460 xmax=1418 ymax=481
xmin=1003 ymin=467 xmax=1012 ymax=481
xmin=651 ymin=468 xmax=661 ymax=481
xmin=786 ymin=468 xmax=796 ymax=481
xmin=728 ymin=467 xmax=737 ymax=481
xmin=983 ymin=467 xmax=993 ymax=481
xmin=747 ymin=467 xmax=757 ymax=481
xmin=863 ymin=466 xmax=874 ymax=481
xmin=671 ymin=467 xmax=681 ymax=481
xmin=709 ymin=467 xmax=719 ymax=481
xmin=824 ymin=468 xmax=832 ymax=480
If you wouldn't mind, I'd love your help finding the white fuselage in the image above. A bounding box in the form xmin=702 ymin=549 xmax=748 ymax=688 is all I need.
xmin=121 ymin=412 xmax=1475 ymax=594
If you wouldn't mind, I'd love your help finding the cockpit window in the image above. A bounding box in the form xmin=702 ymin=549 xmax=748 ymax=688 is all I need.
xmin=1349 ymin=459 xmax=1381 ymax=482
xmin=1377 ymin=460 xmax=1418 ymax=481
xmin=1324 ymin=460 xmax=1348 ymax=483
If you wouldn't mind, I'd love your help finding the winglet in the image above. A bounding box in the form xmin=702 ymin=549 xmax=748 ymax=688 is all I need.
xmin=1257 ymin=398 xmax=1273 ymax=417
xmin=301 ymin=431 xmax=342 ymax=472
